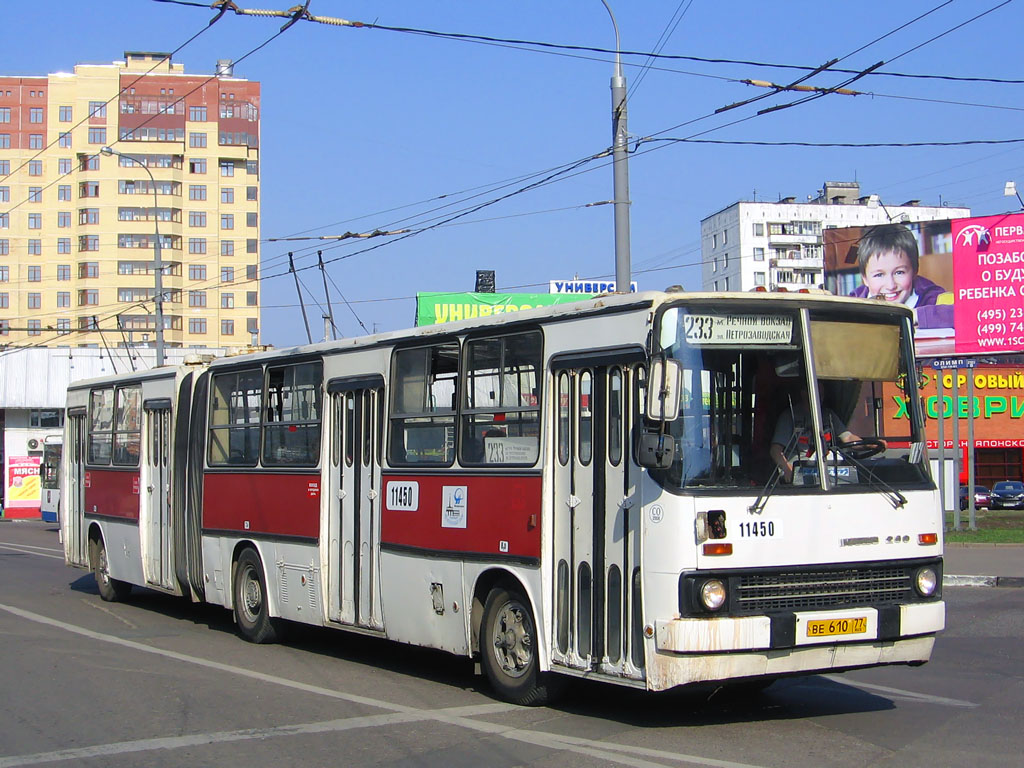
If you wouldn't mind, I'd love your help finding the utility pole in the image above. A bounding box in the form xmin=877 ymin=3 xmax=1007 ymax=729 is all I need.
xmin=601 ymin=0 xmax=632 ymax=292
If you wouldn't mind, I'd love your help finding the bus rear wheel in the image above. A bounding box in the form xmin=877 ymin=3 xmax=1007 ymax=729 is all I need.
xmin=481 ymin=585 xmax=560 ymax=706
xmin=90 ymin=535 xmax=131 ymax=602
xmin=233 ymin=548 xmax=279 ymax=644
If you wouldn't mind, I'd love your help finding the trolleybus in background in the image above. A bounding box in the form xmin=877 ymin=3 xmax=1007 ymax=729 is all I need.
xmin=39 ymin=436 xmax=62 ymax=524
xmin=61 ymin=290 xmax=943 ymax=704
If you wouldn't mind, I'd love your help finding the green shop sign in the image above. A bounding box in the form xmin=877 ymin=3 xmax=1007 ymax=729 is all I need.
xmin=415 ymin=292 xmax=594 ymax=326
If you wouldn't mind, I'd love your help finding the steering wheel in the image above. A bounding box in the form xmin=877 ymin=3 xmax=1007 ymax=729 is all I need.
xmin=837 ymin=438 xmax=886 ymax=460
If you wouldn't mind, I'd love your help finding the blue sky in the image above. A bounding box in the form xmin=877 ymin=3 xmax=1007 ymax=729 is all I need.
xmin=8 ymin=0 xmax=1023 ymax=347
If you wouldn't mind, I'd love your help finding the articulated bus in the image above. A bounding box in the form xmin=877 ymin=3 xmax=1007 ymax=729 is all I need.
xmin=61 ymin=290 xmax=943 ymax=704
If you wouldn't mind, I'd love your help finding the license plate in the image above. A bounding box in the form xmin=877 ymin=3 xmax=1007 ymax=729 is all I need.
xmin=806 ymin=617 xmax=868 ymax=637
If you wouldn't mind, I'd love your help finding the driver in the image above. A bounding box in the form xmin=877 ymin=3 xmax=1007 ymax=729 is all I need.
xmin=769 ymin=386 xmax=863 ymax=484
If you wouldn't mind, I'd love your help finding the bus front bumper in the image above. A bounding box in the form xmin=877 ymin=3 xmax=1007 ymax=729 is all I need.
xmin=646 ymin=601 xmax=944 ymax=692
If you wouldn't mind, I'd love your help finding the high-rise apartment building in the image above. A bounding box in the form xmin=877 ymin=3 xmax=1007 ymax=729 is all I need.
xmin=0 ymin=52 xmax=260 ymax=351
xmin=701 ymin=181 xmax=970 ymax=293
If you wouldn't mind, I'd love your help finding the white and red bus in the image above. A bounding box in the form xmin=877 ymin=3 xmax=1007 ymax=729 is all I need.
xmin=62 ymin=290 xmax=943 ymax=704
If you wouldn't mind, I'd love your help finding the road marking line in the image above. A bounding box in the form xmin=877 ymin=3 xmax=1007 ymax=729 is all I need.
xmin=0 ymin=544 xmax=64 ymax=560
xmin=0 ymin=541 xmax=63 ymax=554
xmin=819 ymin=675 xmax=977 ymax=708
xmin=0 ymin=603 xmax=775 ymax=768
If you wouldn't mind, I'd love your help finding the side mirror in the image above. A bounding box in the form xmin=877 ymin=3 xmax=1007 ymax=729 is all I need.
xmin=637 ymin=431 xmax=675 ymax=469
xmin=646 ymin=358 xmax=682 ymax=422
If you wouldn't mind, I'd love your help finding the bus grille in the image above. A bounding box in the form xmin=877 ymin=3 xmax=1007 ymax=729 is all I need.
xmin=733 ymin=566 xmax=913 ymax=613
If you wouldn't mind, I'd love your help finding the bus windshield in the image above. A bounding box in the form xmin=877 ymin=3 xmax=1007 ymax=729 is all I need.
xmin=651 ymin=303 xmax=930 ymax=493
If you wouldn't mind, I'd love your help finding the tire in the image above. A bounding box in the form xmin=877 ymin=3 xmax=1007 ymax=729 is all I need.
xmin=233 ymin=548 xmax=279 ymax=644
xmin=90 ymin=535 xmax=132 ymax=602
xmin=480 ymin=585 xmax=561 ymax=706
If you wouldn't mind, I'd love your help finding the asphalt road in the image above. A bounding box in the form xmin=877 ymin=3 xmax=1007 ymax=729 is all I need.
xmin=1 ymin=520 xmax=1022 ymax=768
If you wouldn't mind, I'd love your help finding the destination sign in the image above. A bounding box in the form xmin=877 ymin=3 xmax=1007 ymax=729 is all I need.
xmin=683 ymin=314 xmax=793 ymax=346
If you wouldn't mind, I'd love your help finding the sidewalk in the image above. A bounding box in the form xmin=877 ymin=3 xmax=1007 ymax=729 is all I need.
xmin=943 ymin=543 xmax=1024 ymax=588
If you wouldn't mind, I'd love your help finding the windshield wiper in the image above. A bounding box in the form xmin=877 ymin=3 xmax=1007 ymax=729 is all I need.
xmin=748 ymin=427 xmax=805 ymax=515
xmin=832 ymin=445 xmax=907 ymax=509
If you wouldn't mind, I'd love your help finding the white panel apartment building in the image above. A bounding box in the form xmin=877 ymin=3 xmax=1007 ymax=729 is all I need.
xmin=701 ymin=181 xmax=970 ymax=292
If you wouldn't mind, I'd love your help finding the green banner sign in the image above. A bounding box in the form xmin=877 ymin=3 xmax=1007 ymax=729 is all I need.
xmin=415 ymin=292 xmax=594 ymax=326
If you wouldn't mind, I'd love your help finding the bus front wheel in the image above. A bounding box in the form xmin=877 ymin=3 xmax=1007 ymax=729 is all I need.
xmin=90 ymin=535 xmax=131 ymax=602
xmin=480 ymin=585 xmax=560 ymax=706
xmin=233 ymin=548 xmax=279 ymax=644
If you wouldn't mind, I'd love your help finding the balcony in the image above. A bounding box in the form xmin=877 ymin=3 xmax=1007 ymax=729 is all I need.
xmin=768 ymin=232 xmax=820 ymax=246
xmin=770 ymin=255 xmax=824 ymax=270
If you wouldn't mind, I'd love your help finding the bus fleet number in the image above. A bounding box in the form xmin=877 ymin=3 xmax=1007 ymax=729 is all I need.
xmin=386 ymin=481 xmax=419 ymax=511
xmin=738 ymin=520 xmax=778 ymax=538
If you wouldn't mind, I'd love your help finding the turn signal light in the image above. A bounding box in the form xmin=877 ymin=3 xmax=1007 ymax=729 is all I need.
xmin=918 ymin=533 xmax=938 ymax=545
xmin=703 ymin=542 xmax=733 ymax=556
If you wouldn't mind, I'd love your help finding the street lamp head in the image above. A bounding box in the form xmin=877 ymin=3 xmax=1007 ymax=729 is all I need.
xmin=1004 ymin=181 xmax=1017 ymax=197
xmin=100 ymin=146 xmax=115 ymax=156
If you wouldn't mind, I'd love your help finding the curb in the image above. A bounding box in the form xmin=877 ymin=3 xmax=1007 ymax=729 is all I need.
xmin=944 ymin=575 xmax=1024 ymax=588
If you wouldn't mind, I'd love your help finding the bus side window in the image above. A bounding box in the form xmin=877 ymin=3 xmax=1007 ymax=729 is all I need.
xmin=88 ymin=388 xmax=114 ymax=465
xmin=389 ymin=342 xmax=459 ymax=466
xmin=263 ymin=361 xmax=323 ymax=467
xmin=209 ymin=369 xmax=262 ymax=466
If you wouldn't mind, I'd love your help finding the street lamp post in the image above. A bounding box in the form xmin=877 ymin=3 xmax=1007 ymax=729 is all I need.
xmin=600 ymin=0 xmax=632 ymax=292
xmin=102 ymin=147 xmax=165 ymax=367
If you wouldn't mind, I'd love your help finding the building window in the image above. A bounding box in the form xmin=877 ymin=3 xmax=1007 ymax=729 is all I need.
xmin=189 ymin=264 xmax=207 ymax=280
xmin=28 ymin=213 xmax=42 ymax=229
xmin=0 ymin=134 xmax=10 ymax=149
xmin=189 ymin=290 xmax=207 ymax=307
xmin=80 ymin=154 xmax=100 ymax=171
xmin=58 ymin=132 xmax=72 ymax=148
xmin=221 ymin=266 xmax=234 ymax=283
xmin=80 ymin=181 xmax=100 ymax=198
xmin=0 ymin=266 xmax=7 ymax=281
xmin=712 ymin=233 xmax=717 ymax=249
xmin=0 ymin=108 xmax=9 ymax=123
xmin=0 ymin=187 xmax=7 ymax=203
xmin=89 ymin=101 xmax=107 ymax=119
xmin=79 ymin=235 xmax=99 ymax=252
xmin=221 ymin=187 xmax=234 ymax=204
xmin=79 ymin=208 xmax=99 ymax=225
xmin=79 ymin=262 xmax=99 ymax=279
xmin=221 ymin=292 xmax=234 ymax=308
xmin=57 ymin=239 xmax=71 ymax=254
xmin=29 ymin=134 xmax=43 ymax=149
xmin=188 ymin=238 xmax=206 ymax=255
xmin=189 ymin=132 xmax=207 ymax=148
xmin=246 ymin=264 xmax=258 ymax=281
xmin=246 ymin=239 xmax=257 ymax=254
xmin=189 ymin=211 xmax=207 ymax=227
xmin=28 ymin=187 xmax=42 ymax=203
xmin=56 ymin=211 xmax=71 ymax=228
xmin=221 ymin=240 xmax=234 ymax=257
xmin=189 ymin=185 xmax=206 ymax=201
xmin=0 ymin=240 xmax=8 ymax=255
xmin=189 ymin=158 xmax=206 ymax=174
xmin=189 ymin=317 xmax=207 ymax=334
xmin=57 ymin=265 xmax=71 ymax=281
xmin=221 ymin=319 xmax=234 ymax=336
xmin=29 ymin=160 xmax=43 ymax=176
xmin=753 ymin=246 xmax=765 ymax=262
xmin=88 ymin=127 xmax=106 ymax=144
xmin=28 ymin=293 xmax=42 ymax=310
xmin=27 ymin=319 xmax=41 ymax=336
xmin=246 ymin=160 xmax=258 ymax=176
xmin=57 ymin=319 xmax=71 ymax=335
xmin=57 ymin=290 xmax=71 ymax=307
xmin=246 ymin=212 xmax=258 ymax=228
xmin=0 ymin=213 xmax=7 ymax=228
xmin=189 ymin=106 xmax=207 ymax=121
xmin=753 ymin=222 xmax=764 ymax=237
xmin=0 ymin=321 xmax=8 ymax=336
xmin=28 ymin=265 xmax=41 ymax=281
xmin=58 ymin=158 xmax=71 ymax=174
xmin=246 ymin=291 xmax=257 ymax=306
xmin=754 ymin=272 xmax=766 ymax=286
xmin=29 ymin=107 xmax=44 ymax=123
xmin=246 ymin=186 xmax=257 ymax=201
xmin=59 ymin=106 xmax=73 ymax=122
xmin=28 ymin=241 xmax=42 ymax=257
xmin=58 ymin=185 xmax=71 ymax=201
xmin=220 ymin=160 xmax=234 ymax=177
xmin=0 ymin=293 xmax=7 ymax=308
xmin=221 ymin=214 xmax=234 ymax=230
xmin=79 ymin=289 xmax=99 ymax=306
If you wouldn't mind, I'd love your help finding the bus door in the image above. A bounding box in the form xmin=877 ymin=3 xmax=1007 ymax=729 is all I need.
xmin=327 ymin=376 xmax=385 ymax=631
xmin=64 ymin=409 xmax=88 ymax=566
xmin=142 ymin=400 xmax=173 ymax=589
xmin=551 ymin=351 xmax=645 ymax=677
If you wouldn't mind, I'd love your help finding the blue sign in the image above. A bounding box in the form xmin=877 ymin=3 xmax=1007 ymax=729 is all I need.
xmin=931 ymin=358 xmax=977 ymax=370
xmin=549 ymin=279 xmax=638 ymax=294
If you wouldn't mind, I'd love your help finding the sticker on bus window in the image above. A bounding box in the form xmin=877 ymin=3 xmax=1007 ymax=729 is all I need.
xmin=386 ymin=481 xmax=419 ymax=511
xmin=441 ymin=485 xmax=467 ymax=528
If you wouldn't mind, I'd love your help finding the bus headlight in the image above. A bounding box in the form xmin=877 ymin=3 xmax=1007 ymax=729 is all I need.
xmin=914 ymin=566 xmax=938 ymax=597
xmin=700 ymin=578 xmax=727 ymax=611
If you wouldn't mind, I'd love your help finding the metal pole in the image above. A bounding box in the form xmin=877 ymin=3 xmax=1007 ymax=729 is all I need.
xmin=967 ymin=372 xmax=977 ymax=530
xmin=936 ymin=371 xmax=946 ymax=523
xmin=951 ymin=368 xmax=961 ymax=531
xmin=600 ymin=0 xmax=631 ymax=292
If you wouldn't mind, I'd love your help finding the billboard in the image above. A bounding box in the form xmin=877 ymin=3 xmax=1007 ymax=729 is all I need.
xmin=416 ymin=292 xmax=594 ymax=326
xmin=4 ymin=456 xmax=41 ymax=519
xmin=825 ymin=213 xmax=1024 ymax=356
